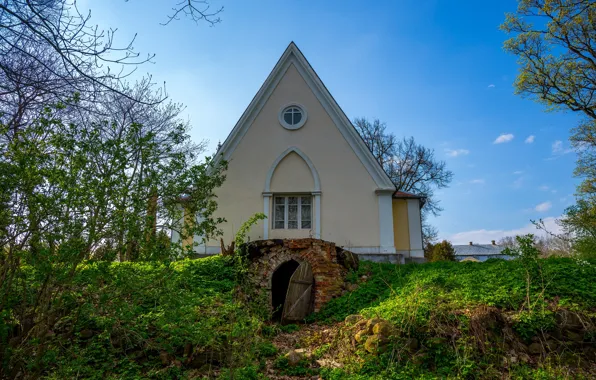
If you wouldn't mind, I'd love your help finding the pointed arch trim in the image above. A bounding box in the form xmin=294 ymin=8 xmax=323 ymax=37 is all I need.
xmin=264 ymin=146 xmax=320 ymax=193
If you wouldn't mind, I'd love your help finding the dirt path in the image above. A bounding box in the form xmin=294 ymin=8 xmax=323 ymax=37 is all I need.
xmin=262 ymin=323 xmax=343 ymax=379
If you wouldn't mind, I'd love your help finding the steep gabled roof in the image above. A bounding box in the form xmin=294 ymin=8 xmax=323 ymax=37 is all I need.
xmin=214 ymin=42 xmax=395 ymax=191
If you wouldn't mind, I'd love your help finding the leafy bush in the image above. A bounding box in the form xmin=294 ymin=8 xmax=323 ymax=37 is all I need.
xmin=2 ymin=256 xmax=265 ymax=378
xmin=425 ymin=240 xmax=456 ymax=262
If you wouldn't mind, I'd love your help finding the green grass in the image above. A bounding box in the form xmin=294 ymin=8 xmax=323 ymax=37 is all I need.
xmin=309 ymin=257 xmax=596 ymax=379
xmin=311 ymin=257 xmax=596 ymax=324
xmin=20 ymin=256 xmax=265 ymax=379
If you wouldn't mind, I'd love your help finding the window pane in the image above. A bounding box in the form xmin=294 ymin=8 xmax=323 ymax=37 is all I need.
xmin=284 ymin=112 xmax=293 ymax=124
xmin=301 ymin=203 xmax=311 ymax=221
xmin=288 ymin=198 xmax=298 ymax=229
xmin=274 ymin=196 xmax=285 ymax=205
xmin=274 ymin=203 xmax=285 ymax=229
xmin=300 ymin=196 xmax=311 ymax=205
xmin=292 ymin=111 xmax=302 ymax=124
xmin=301 ymin=220 xmax=311 ymax=229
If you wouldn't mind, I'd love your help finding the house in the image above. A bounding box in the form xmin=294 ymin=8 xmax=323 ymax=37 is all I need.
xmin=453 ymin=241 xmax=512 ymax=262
xmin=172 ymin=42 xmax=425 ymax=263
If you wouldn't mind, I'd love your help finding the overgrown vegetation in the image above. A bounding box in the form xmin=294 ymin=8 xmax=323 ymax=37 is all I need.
xmin=307 ymin=257 xmax=596 ymax=379
xmin=2 ymin=239 xmax=596 ymax=378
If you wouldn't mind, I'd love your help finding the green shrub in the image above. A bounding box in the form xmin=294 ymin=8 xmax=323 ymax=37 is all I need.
xmin=426 ymin=240 xmax=456 ymax=262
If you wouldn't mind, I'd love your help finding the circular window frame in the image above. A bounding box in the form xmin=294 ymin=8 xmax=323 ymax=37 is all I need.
xmin=278 ymin=103 xmax=307 ymax=130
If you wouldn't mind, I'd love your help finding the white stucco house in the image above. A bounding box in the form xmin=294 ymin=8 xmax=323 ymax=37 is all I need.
xmin=172 ymin=42 xmax=425 ymax=263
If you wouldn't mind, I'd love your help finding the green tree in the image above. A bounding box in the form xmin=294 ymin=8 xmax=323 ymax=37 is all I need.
xmin=425 ymin=240 xmax=456 ymax=262
xmin=0 ymin=103 xmax=226 ymax=372
xmin=502 ymin=0 xmax=596 ymax=252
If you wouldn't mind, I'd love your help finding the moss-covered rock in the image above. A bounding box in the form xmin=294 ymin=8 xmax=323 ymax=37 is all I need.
xmin=372 ymin=321 xmax=392 ymax=336
xmin=364 ymin=335 xmax=389 ymax=354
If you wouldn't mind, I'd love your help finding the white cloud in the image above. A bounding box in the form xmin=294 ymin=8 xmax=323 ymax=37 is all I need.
xmin=513 ymin=170 xmax=523 ymax=175
xmin=551 ymin=140 xmax=573 ymax=156
xmin=539 ymin=185 xmax=549 ymax=191
xmin=446 ymin=217 xmax=562 ymax=245
xmin=494 ymin=133 xmax=514 ymax=144
xmin=512 ymin=176 xmax=524 ymax=188
xmin=445 ymin=148 xmax=470 ymax=157
xmin=488 ymin=84 xmax=495 ymax=88
xmin=470 ymin=179 xmax=485 ymax=184
xmin=525 ymin=135 xmax=535 ymax=144
xmin=535 ymin=201 xmax=552 ymax=212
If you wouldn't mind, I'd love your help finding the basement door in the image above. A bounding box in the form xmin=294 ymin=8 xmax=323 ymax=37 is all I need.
xmin=281 ymin=261 xmax=313 ymax=323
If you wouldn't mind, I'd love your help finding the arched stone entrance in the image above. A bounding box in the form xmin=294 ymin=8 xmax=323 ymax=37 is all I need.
xmin=244 ymin=238 xmax=359 ymax=317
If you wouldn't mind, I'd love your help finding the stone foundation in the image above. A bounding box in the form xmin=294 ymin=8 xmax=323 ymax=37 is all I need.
xmin=242 ymin=238 xmax=358 ymax=312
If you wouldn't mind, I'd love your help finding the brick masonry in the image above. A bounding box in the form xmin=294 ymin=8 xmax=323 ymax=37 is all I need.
xmin=243 ymin=238 xmax=358 ymax=312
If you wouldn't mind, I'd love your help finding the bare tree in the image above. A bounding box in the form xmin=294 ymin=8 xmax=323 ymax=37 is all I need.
xmin=354 ymin=117 xmax=453 ymax=244
xmin=0 ymin=0 xmax=224 ymax=141
xmin=498 ymin=234 xmax=573 ymax=257
xmin=160 ymin=0 xmax=223 ymax=25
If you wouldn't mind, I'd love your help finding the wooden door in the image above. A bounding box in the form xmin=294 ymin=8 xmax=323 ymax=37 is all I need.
xmin=282 ymin=261 xmax=313 ymax=323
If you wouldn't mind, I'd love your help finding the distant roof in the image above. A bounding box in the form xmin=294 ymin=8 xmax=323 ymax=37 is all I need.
xmin=453 ymin=244 xmax=505 ymax=256
xmin=392 ymin=191 xmax=423 ymax=199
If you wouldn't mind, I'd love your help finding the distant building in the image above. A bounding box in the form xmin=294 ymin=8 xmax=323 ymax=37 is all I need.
xmin=453 ymin=241 xmax=512 ymax=262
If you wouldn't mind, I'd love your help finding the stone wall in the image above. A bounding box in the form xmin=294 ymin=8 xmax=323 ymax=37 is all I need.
xmin=243 ymin=238 xmax=358 ymax=312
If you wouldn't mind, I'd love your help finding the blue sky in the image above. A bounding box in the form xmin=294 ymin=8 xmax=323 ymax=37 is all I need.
xmin=83 ymin=0 xmax=579 ymax=243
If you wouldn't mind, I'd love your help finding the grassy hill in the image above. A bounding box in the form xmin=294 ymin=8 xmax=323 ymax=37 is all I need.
xmin=3 ymin=256 xmax=596 ymax=379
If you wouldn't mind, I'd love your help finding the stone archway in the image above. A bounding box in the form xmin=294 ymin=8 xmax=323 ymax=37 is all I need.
xmin=244 ymin=238 xmax=359 ymax=315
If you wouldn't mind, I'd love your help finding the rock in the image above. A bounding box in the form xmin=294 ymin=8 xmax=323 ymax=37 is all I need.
xmin=336 ymin=248 xmax=359 ymax=271
xmin=551 ymin=328 xmax=563 ymax=340
xmin=411 ymin=352 xmax=426 ymax=365
xmin=528 ymin=343 xmax=544 ymax=355
xmin=294 ymin=348 xmax=310 ymax=358
xmin=316 ymin=359 xmax=342 ymax=368
xmin=372 ymin=321 xmax=392 ymax=337
xmin=345 ymin=314 xmax=363 ymax=324
xmin=556 ymin=310 xmax=584 ymax=330
xmin=365 ymin=318 xmax=384 ymax=334
xmin=8 ymin=337 xmax=20 ymax=348
xmin=355 ymin=330 xmax=369 ymax=343
xmin=360 ymin=275 xmax=368 ymax=281
xmin=79 ymin=329 xmax=93 ymax=339
xmin=286 ymin=349 xmax=303 ymax=366
xmin=159 ymin=351 xmax=170 ymax=365
xmin=565 ymin=330 xmax=584 ymax=342
xmin=184 ymin=343 xmax=193 ymax=357
xmin=364 ymin=335 xmax=389 ymax=354
xmin=405 ymin=337 xmax=419 ymax=351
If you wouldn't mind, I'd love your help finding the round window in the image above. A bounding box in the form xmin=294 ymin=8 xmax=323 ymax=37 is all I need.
xmin=279 ymin=104 xmax=307 ymax=130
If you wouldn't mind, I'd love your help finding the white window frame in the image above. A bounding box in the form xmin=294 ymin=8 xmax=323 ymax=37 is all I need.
xmin=273 ymin=195 xmax=312 ymax=230
xmin=278 ymin=103 xmax=308 ymax=130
